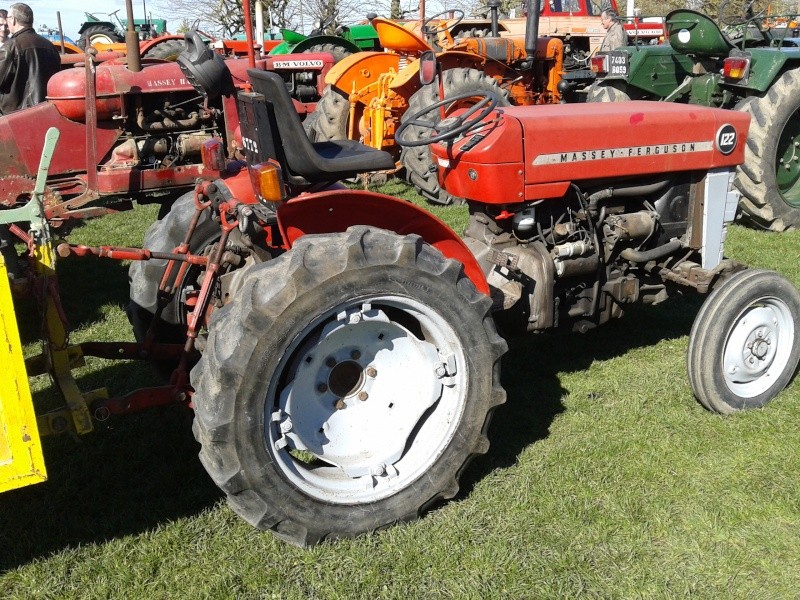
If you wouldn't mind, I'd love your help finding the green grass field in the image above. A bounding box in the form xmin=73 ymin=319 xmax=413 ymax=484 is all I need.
xmin=2 ymin=183 xmax=800 ymax=599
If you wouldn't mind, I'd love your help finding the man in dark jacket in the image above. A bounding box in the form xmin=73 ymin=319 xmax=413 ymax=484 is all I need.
xmin=0 ymin=3 xmax=60 ymax=114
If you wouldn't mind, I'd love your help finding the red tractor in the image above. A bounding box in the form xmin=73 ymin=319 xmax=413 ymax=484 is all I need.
xmin=0 ymin=40 xmax=335 ymax=225
xmin=3 ymin=30 xmax=799 ymax=548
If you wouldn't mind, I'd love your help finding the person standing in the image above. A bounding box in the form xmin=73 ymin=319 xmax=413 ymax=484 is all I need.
xmin=0 ymin=3 xmax=60 ymax=114
xmin=599 ymin=8 xmax=628 ymax=52
xmin=0 ymin=10 xmax=9 ymax=47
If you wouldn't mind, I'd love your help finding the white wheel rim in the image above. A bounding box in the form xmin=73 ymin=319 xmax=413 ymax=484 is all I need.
xmin=722 ymin=296 xmax=795 ymax=398
xmin=90 ymin=34 xmax=115 ymax=45
xmin=266 ymin=296 xmax=467 ymax=504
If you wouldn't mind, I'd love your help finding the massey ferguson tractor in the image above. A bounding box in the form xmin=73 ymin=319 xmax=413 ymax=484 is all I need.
xmin=2 ymin=20 xmax=800 ymax=549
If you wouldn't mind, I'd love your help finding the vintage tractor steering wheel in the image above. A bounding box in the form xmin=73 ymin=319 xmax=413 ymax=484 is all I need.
xmin=395 ymin=90 xmax=499 ymax=147
xmin=422 ymin=9 xmax=466 ymax=35
xmin=719 ymin=0 xmax=766 ymax=26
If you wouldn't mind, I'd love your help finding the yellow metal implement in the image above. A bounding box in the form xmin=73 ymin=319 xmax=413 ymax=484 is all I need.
xmin=0 ymin=253 xmax=47 ymax=492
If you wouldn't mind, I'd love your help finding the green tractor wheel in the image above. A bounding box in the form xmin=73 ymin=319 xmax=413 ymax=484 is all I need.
xmin=736 ymin=70 xmax=800 ymax=231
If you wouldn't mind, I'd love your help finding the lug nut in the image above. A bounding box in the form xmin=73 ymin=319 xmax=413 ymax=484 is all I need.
xmin=366 ymin=367 xmax=377 ymax=378
xmin=317 ymin=383 xmax=328 ymax=394
xmin=325 ymin=357 xmax=336 ymax=368
xmin=351 ymin=350 xmax=361 ymax=360
xmin=358 ymin=391 xmax=369 ymax=401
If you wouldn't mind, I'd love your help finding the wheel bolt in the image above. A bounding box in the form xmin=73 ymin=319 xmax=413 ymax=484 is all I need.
xmin=435 ymin=364 xmax=447 ymax=377
xmin=358 ymin=391 xmax=369 ymax=401
xmin=317 ymin=383 xmax=328 ymax=394
xmin=351 ymin=350 xmax=361 ymax=360
xmin=366 ymin=366 xmax=377 ymax=378
xmin=325 ymin=356 xmax=336 ymax=368
xmin=334 ymin=399 xmax=346 ymax=410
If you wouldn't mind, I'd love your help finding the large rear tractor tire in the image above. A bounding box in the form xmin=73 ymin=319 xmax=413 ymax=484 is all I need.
xmin=127 ymin=192 xmax=219 ymax=364
xmin=400 ymin=68 xmax=510 ymax=205
xmin=77 ymin=24 xmax=124 ymax=49
xmin=303 ymin=42 xmax=353 ymax=63
xmin=190 ymin=226 xmax=507 ymax=546
xmin=735 ymin=70 xmax=800 ymax=231
xmin=143 ymin=39 xmax=187 ymax=61
xmin=687 ymin=269 xmax=800 ymax=414
xmin=304 ymin=85 xmax=349 ymax=141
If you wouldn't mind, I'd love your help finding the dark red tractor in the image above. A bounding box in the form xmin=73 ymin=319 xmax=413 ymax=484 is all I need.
xmin=0 ymin=41 xmax=335 ymax=225
xmin=12 ymin=27 xmax=799 ymax=547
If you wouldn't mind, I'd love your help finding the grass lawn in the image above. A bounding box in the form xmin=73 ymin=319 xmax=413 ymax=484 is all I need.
xmin=2 ymin=182 xmax=800 ymax=599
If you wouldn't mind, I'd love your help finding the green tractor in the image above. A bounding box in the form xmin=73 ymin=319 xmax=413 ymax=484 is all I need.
xmin=77 ymin=11 xmax=168 ymax=49
xmin=268 ymin=14 xmax=382 ymax=62
xmin=587 ymin=3 xmax=800 ymax=231
xmin=269 ymin=13 xmax=382 ymax=62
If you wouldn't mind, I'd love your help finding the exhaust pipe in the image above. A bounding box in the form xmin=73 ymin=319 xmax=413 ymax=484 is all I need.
xmin=523 ymin=0 xmax=539 ymax=69
xmin=125 ymin=0 xmax=141 ymax=72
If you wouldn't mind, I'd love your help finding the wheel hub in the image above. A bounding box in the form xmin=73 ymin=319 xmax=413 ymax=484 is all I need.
xmin=275 ymin=303 xmax=448 ymax=478
xmin=723 ymin=302 xmax=792 ymax=396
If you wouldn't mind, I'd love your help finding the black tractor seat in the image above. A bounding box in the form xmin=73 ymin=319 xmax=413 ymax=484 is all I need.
xmin=244 ymin=69 xmax=395 ymax=185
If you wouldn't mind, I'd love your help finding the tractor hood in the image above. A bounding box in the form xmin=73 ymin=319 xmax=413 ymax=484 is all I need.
xmin=432 ymin=102 xmax=750 ymax=204
xmin=46 ymin=58 xmax=265 ymax=122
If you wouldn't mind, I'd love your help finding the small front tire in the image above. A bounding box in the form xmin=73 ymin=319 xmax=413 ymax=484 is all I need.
xmin=687 ymin=269 xmax=800 ymax=414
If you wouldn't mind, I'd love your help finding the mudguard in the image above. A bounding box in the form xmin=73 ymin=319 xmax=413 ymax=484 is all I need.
xmin=324 ymin=51 xmax=401 ymax=94
xmin=276 ymin=189 xmax=489 ymax=295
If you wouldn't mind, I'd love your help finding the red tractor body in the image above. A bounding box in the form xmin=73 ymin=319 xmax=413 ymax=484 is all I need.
xmin=433 ymin=102 xmax=748 ymax=203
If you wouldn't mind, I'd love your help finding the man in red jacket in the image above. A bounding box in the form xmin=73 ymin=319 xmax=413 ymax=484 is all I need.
xmin=0 ymin=3 xmax=60 ymax=114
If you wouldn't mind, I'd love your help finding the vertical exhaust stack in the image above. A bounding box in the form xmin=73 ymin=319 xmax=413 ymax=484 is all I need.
xmin=125 ymin=0 xmax=142 ymax=72
xmin=523 ymin=0 xmax=539 ymax=68
xmin=488 ymin=0 xmax=500 ymax=37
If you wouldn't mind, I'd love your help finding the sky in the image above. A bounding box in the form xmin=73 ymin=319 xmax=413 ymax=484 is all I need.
xmin=30 ymin=1 xmax=134 ymax=41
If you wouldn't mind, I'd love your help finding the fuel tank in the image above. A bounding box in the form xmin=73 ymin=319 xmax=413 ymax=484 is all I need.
xmin=431 ymin=101 xmax=750 ymax=204
xmin=46 ymin=58 xmax=267 ymax=122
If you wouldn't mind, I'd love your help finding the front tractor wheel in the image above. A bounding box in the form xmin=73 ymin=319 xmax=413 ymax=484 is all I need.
xmin=190 ymin=227 xmax=507 ymax=546
xmin=687 ymin=269 xmax=800 ymax=414
xmin=736 ymin=70 xmax=800 ymax=231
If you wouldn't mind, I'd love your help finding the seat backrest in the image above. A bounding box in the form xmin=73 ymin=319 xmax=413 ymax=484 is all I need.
xmin=241 ymin=69 xmax=396 ymax=185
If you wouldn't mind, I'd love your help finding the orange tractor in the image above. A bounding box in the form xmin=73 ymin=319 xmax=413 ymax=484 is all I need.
xmin=305 ymin=7 xmax=564 ymax=204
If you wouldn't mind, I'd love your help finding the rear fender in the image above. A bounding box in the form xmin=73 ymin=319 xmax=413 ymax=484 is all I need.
xmin=277 ymin=190 xmax=489 ymax=295
xmin=624 ymin=45 xmax=694 ymax=98
xmin=324 ymin=52 xmax=401 ymax=97
xmin=727 ymin=49 xmax=795 ymax=93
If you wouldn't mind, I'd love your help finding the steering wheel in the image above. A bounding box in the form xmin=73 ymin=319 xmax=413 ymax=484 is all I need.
xmin=422 ymin=9 xmax=466 ymax=36
xmin=719 ymin=0 xmax=766 ymax=26
xmin=395 ymin=90 xmax=499 ymax=147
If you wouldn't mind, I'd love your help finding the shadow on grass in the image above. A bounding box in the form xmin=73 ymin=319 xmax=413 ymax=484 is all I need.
xmin=0 ymin=361 xmax=223 ymax=573
xmin=14 ymin=255 xmax=134 ymax=344
xmin=459 ymin=293 xmax=704 ymax=495
xmin=1 ymin=290 xmax=705 ymax=570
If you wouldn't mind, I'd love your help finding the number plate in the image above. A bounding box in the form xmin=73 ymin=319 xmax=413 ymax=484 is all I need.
xmin=606 ymin=52 xmax=629 ymax=79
